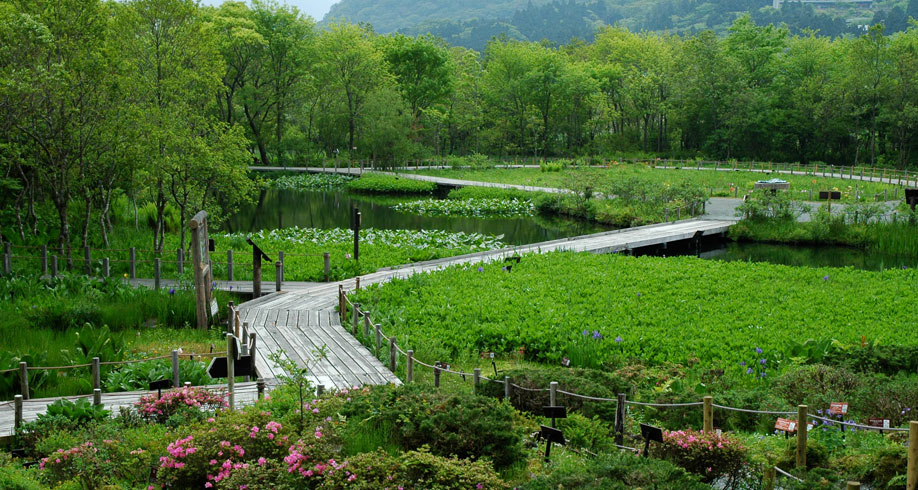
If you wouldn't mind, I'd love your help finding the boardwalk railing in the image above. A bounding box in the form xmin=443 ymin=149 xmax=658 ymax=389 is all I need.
xmin=0 ymin=243 xmax=333 ymax=288
xmin=338 ymin=279 xmax=917 ymax=486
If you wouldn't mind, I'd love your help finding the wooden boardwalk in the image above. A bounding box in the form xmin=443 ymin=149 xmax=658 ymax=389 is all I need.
xmin=238 ymin=218 xmax=735 ymax=391
xmin=0 ymin=382 xmax=261 ymax=437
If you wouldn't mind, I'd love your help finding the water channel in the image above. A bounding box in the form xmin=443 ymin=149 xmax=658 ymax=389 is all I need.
xmin=226 ymin=187 xmax=918 ymax=271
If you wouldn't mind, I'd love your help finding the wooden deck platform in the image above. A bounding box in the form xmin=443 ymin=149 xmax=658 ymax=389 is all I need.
xmin=0 ymin=382 xmax=261 ymax=438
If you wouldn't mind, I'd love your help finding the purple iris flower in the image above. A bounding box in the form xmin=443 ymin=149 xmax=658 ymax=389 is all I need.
xmin=823 ymin=275 xmax=830 ymax=281
xmin=592 ymin=330 xmax=602 ymax=340
xmin=755 ymin=347 xmax=763 ymax=354
xmin=746 ymin=367 xmax=753 ymax=375
xmin=477 ymin=267 xmax=483 ymax=272
xmin=168 ymin=288 xmax=175 ymax=295
xmin=615 ymin=336 xmax=623 ymax=343
xmin=760 ymin=359 xmax=767 ymax=365
xmin=739 ymin=361 xmax=746 ymax=366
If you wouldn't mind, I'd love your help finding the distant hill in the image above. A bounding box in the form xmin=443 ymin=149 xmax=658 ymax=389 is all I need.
xmin=323 ymin=0 xmax=908 ymax=50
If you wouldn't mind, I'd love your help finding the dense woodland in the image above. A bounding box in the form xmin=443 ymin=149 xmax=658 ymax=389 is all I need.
xmin=3 ymin=0 xmax=918 ymax=257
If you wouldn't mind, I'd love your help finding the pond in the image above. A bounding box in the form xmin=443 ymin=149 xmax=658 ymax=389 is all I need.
xmin=224 ymin=188 xmax=614 ymax=245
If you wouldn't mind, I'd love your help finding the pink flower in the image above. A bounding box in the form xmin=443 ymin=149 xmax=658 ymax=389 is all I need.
xmin=349 ymin=474 xmax=357 ymax=482
xmin=205 ymin=484 xmax=213 ymax=488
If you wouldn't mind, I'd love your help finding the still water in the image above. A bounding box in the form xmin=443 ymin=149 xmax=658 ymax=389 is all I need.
xmin=224 ymin=188 xmax=613 ymax=245
xmin=701 ymin=241 xmax=918 ymax=271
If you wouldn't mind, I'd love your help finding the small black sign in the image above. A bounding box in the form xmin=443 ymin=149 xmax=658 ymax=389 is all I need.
xmin=149 ymin=379 xmax=172 ymax=390
xmin=543 ymin=406 xmax=568 ymax=419
xmin=640 ymin=423 xmax=664 ymax=443
xmin=208 ymin=238 xmax=215 ymax=252
xmin=504 ymin=256 xmax=521 ymax=264
xmin=906 ymin=189 xmax=918 ymax=209
xmin=207 ymin=355 xmax=255 ymax=379
xmin=819 ymin=191 xmax=841 ymax=200
xmin=539 ymin=425 xmax=566 ymax=445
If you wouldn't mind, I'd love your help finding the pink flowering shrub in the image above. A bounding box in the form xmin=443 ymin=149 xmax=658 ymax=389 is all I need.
xmin=155 ymin=407 xmax=338 ymax=488
xmin=657 ymin=429 xmax=747 ymax=482
xmin=40 ymin=439 xmax=155 ymax=489
xmin=135 ymin=386 xmax=227 ymax=423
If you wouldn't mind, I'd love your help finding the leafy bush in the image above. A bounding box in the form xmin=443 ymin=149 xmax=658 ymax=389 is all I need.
xmin=346 ymin=174 xmax=436 ymax=194
xmin=774 ymin=364 xmax=862 ymax=408
xmin=39 ymin=398 xmax=109 ymax=427
xmin=447 ymin=186 xmax=535 ymax=200
xmin=735 ymin=190 xmax=810 ymax=221
xmin=392 ymin=197 xmax=534 ymax=217
xmin=0 ymin=453 xmax=43 ymax=490
xmin=657 ymin=429 xmax=747 ymax=482
xmin=104 ymin=359 xmax=211 ymax=392
xmin=521 ymin=451 xmax=708 ymax=489
xmin=270 ymin=173 xmax=354 ymax=191
xmin=338 ymin=385 xmax=525 ymax=469
xmin=39 ymin=439 xmax=153 ymax=489
xmin=134 ymin=386 xmax=226 ymax=424
xmin=824 ymin=344 xmax=918 ymax=375
xmin=317 ymin=448 xmax=508 ymax=490
xmin=478 ymin=366 xmax=626 ymax=421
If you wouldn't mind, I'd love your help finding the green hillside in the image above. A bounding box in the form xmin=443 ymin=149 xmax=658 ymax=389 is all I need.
xmin=322 ymin=0 xmax=555 ymax=33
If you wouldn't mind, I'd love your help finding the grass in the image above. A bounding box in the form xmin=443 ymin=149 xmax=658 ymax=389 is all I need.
xmin=730 ymin=217 xmax=918 ymax=257
xmin=346 ymin=173 xmax=437 ymax=194
xmin=409 ymin=164 xmax=899 ymax=202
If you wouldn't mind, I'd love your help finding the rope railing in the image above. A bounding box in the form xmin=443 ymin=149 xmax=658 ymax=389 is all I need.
xmin=773 ymin=465 xmax=804 ymax=483
xmin=626 ymin=400 xmax=705 ymax=407
xmin=712 ymin=404 xmax=796 ymax=416
xmin=807 ymin=413 xmax=910 ymax=432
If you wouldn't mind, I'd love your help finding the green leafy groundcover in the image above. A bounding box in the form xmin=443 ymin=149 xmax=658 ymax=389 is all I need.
xmin=346 ymin=173 xmax=437 ymax=194
xmin=351 ymin=251 xmax=918 ymax=372
xmin=269 ymin=173 xmax=354 ymax=190
xmin=392 ymin=197 xmax=535 ymax=217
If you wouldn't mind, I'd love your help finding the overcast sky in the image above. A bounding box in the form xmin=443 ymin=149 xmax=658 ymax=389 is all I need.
xmin=199 ymin=0 xmax=338 ymax=22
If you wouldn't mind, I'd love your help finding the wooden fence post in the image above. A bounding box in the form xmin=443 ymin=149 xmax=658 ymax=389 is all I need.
xmin=227 ymin=334 xmax=235 ymax=411
xmin=763 ymin=467 xmax=775 ymax=490
xmin=375 ymin=323 xmax=382 ymax=351
xmin=92 ymin=357 xmax=101 ymax=393
xmin=389 ymin=337 xmax=397 ymax=372
xmin=908 ymin=421 xmax=918 ymax=490
xmin=796 ymin=405 xmax=808 ymax=469
xmin=278 ymin=251 xmax=284 ymax=283
xmin=41 ymin=245 xmax=48 ymax=275
xmin=14 ymin=395 xmax=22 ymax=430
xmin=615 ymin=393 xmax=626 ymax=445
xmin=664 ymin=208 xmax=669 ymax=222
xmin=434 ymin=362 xmax=441 ymax=388
xmin=703 ymin=396 xmax=713 ymax=433
xmin=504 ymin=376 xmax=510 ymax=400
xmin=275 ymin=261 xmax=282 ymax=292
xmin=363 ymin=313 xmax=371 ymax=338
xmin=176 ymin=248 xmax=184 ymax=274
xmin=51 ymin=255 xmax=58 ymax=278
xmin=324 ymin=252 xmax=330 ymax=282
xmin=154 ymin=258 xmax=161 ymax=290
xmin=257 ymin=378 xmax=265 ymax=400
xmin=352 ymin=303 xmax=360 ymax=336
xmin=847 ymin=482 xmax=861 ymax=490
xmin=227 ymin=250 xmax=234 ymax=281
xmin=3 ymin=249 xmax=10 ymax=276
xmin=550 ymin=381 xmax=558 ymax=406
xmin=93 ymin=388 xmax=102 ymax=407
xmin=406 ymin=350 xmax=414 ymax=383
xmin=129 ymin=247 xmax=136 ymax=279
xmin=248 ymin=332 xmax=256 ymax=373
xmin=84 ymin=246 xmax=91 ymax=275
xmin=19 ymin=362 xmax=28 ymax=400
xmin=103 ymin=258 xmax=110 ymax=277
xmin=172 ymin=350 xmax=180 ymax=387
xmin=473 ymin=368 xmax=481 ymax=395
xmin=338 ymin=285 xmax=345 ymax=323
xmin=226 ymin=302 xmax=234 ymax=334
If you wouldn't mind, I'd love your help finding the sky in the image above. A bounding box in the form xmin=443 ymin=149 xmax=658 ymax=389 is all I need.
xmin=199 ymin=0 xmax=338 ymax=22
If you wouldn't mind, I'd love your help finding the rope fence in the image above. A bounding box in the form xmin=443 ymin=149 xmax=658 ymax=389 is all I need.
xmin=340 ymin=283 xmax=918 ymax=486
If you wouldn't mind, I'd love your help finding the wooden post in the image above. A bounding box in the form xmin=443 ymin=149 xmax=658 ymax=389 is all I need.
xmin=154 ymin=258 xmax=161 ymax=290
xmin=356 ymin=277 xmax=360 ymax=290
xmin=375 ymin=322 xmax=382 ymax=351
xmin=434 ymin=362 xmax=441 ymax=388
xmin=93 ymin=388 xmax=102 ymax=407
xmin=177 ymin=248 xmax=184 ymax=274
xmin=41 ymin=245 xmax=48 ymax=275
xmin=14 ymin=395 xmax=22 ymax=430
xmin=677 ymin=207 xmax=682 ymax=220
xmin=226 ymin=302 xmax=234 ymax=334
xmin=338 ymin=285 xmax=345 ymax=323
xmin=324 ymin=252 xmax=330 ymax=282
xmin=257 ymin=378 xmax=265 ymax=400
xmin=363 ymin=313 xmax=371 ymax=338
xmin=84 ymin=246 xmax=91 ymax=275
xmin=51 ymin=255 xmax=58 ymax=278
xmin=227 ymin=334 xmax=235 ymax=411
xmin=664 ymin=208 xmax=669 ymax=222
xmin=278 ymin=251 xmax=284 ymax=283
xmin=847 ymin=482 xmax=861 ymax=490
xmin=908 ymin=421 xmax=918 ymax=490
xmin=252 ymin=248 xmax=262 ymax=299
xmin=92 ymin=357 xmax=101 ymax=393
xmin=352 ymin=208 xmax=361 ymax=262
xmin=473 ymin=368 xmax=481 ymax=395
xmin=406 ymin=350 xmax=414 ymax=383
xmin=317 ymin=385 xmax=325 ymax=396
xmin=389 ymin=337 xmax=397 ymax=372
xmin=762 ymin=467 xmax=775 ymax=490
xmin=129 ymin=247 xmax=136 ymax=279
xmin=504 ymin=376 xmax=510 ymax=400
xmin=796 ymin=405 xmax=808 ymax=469
xmin=275 ymin=261 xmax=282 ymax=292
xmin=615 ymin=393 xmax=626 ymax=445
xmin=19 ymin=362 xmax=28 ymax=400
xmin=103 ymin=257 xmax=110 ymax=277
xmin=550 ymin=381 xmax=558 ymax=406
xmin=703 ymin=396 xmax=713 ymax=433
xmin=248 ymin=332 xmax=256 ymax=372
xmin=172 ymin=350 xmax=180 ymax=387
xmin=227 ymin=250 xmax=234 ymax=281
xmin=352 ymin=303 xmax=360 ymax=335
xmin=3 ymin=250 xmax=10 ymax=276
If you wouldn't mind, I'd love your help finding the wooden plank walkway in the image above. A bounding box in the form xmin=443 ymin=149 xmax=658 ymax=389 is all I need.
xmin=238 ymin=218 xmax=736 ymax=392
xmin=0 ymin=382 xmax=261 ymax=438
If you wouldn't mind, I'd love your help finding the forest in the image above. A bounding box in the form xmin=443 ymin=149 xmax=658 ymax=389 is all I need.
xmin=3 ymin=0 xmax=918 ymax=256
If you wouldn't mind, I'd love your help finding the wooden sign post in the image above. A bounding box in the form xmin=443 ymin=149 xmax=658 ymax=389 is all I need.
xmin=352 ymin=207 xmax=361 ymax=262
xmin=189 ymin=211 xmax=214 ymax=329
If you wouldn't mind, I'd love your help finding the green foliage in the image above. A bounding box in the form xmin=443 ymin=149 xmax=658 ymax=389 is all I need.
xmin=446 ymin=186 xmax=533 ymax=200
xmin=521 ymin=450 xmax=708 ymax=489
xmin=39 ymin=398 xmax=110 ymax=427
xmin=269 ymin=174 xmax=354 ymax=191
xmin=338 ymin=384 xmax=526 ymax=469
xmin=392 ymin=197 xmax=534 ymax=217
xmin=346 ymin=173 xmax=437 ymax=194
xmin=735 ymin=190 xmax=810 ymax=221
xmin=103 ymin=359 xmax=212 ymax=392
xmin=0 ymin=453 xmax=43 ymax=490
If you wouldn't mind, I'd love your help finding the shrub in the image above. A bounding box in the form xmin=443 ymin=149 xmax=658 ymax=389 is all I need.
xmin=0 ymin=453 xmax=43 ymax=490
xmin=338 ymin=385 xmax=525 ymax=469
xmin=270 ymin=174 xmax=354 ymax=191
xmin=134 ymin=386 xmax=226 ymax=424
xmin=774 ymin=364 xmax=861 ymax=408
xmin=522 ymin=451 xmax=708 ymax=489
xmin=824 ymin=344 xmax=918 ymax=375
xmin=39 ymin=398 xmax=109 ymax=427
xmin=478 ymin=367 xmax=627 ymax=421
xmin=317 ymin=448 xmax=508 ymax=490
xmin=656 ymin=429 xmax=747 ymax=482
xmin=104 ymin=359 xmax=211 ymax=392
xmin=346 ymin=174 xmax=436 ymax=194
xmin=39 ymin=439 xmax=154 ymax=489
